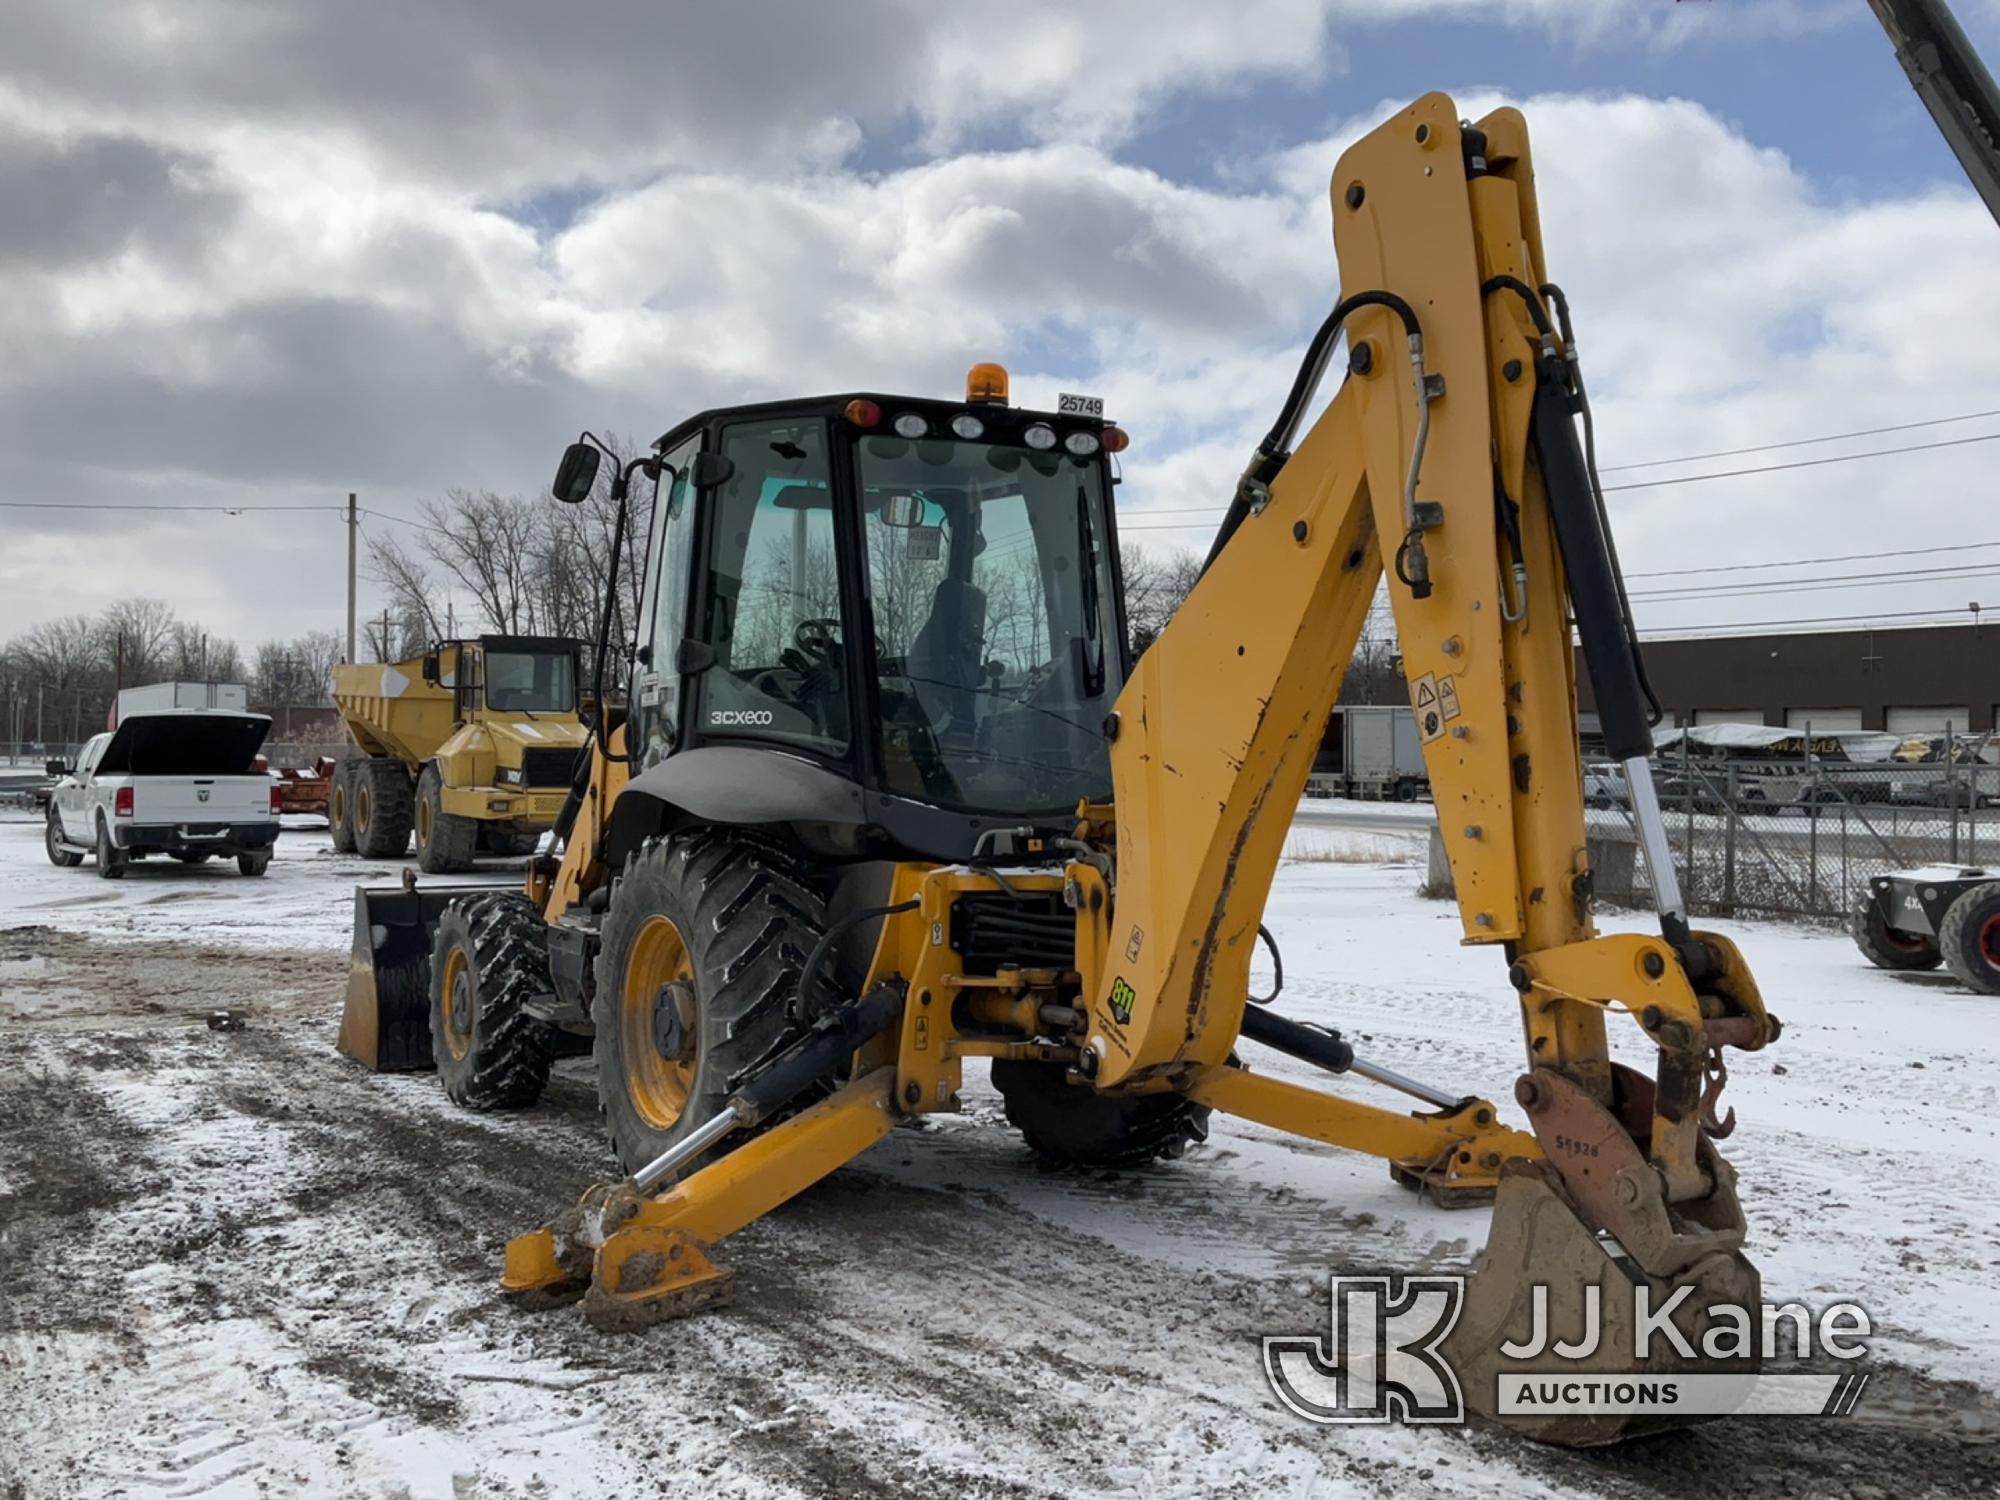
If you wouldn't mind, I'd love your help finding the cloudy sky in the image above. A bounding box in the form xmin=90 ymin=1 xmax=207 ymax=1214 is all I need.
xmin=3 ymin=0 xmax=1998 ymax=653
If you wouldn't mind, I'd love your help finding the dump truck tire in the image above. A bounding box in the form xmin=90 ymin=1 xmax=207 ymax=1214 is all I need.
xmin=415 ymin=764 xmax=478 ymax=873
xmin=1852 ymin=891 xmax=1941 ymax=971
xmin=592 ymin=830 xmax=831 ymax=1178
xmin=353 ymin=757 xmax=414 ymax=858
xmin=1938 ymin=881 xmax=2000 ymax=995
xmin=429 ymin=892 xmax=557 ymax=1109
xmin=990 ymin=1058 xmax=1211 ymax=1167
xmin=329 ymin=760 xmax=357 ymax=853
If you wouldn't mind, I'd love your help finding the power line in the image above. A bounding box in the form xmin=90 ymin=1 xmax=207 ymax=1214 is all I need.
xmin=1626 ymin=537 xmax=2000 ymax=580
xmin=1634 ymin=605 xmax=1984 ymax=638
xmin=1631 ymin=560 xmax=2000 ymax=602
xmin=1600 ymin=407 xmax=2000 ymax=471
xmin=1116 ymin=424 xmax=2000 ymax=527
xmin=1601 ymin=429 xmax=2000 ymax=493
xmin=0 ymin=500 xmax=340 ymax=513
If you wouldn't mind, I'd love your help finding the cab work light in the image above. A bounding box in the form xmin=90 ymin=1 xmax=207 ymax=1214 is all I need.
xmin=844 ymin=398 xmax=883 ymax=427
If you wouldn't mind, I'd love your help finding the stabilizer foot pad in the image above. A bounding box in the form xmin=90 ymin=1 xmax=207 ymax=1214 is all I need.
xmin=581 ymin=1227 xmax=736 ymax=1331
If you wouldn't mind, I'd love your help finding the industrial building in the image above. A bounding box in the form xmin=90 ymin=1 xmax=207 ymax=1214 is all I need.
xmin=1576 ymin=622 xmax=2000 ymax=736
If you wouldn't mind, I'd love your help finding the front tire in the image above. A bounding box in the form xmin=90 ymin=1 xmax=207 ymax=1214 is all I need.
xmin=45 ymin=808 xmax=82 ymax=868
xmin=353 ymin=758 xmax=415 ymax=858
xmin=429 ymin=892 xmax=557 ymax=1109
xmin=94 ymin=817 xmax=126 ymax=880
xmin=990 ymin=1059 xmax=1210 ymax=1167
xmin=1853 ymin=892 xmax=1941 ymax=971
xmin=592 ymin=831 xmax=831 ymax=1177
xmin=415 ymin=764 xmax=478 ymax=873
xmin=1938 ymin=882 xmax=2000 ymax=995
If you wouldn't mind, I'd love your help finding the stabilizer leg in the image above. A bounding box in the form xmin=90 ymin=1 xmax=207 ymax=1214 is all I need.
xmin=503 ymin=1067 xmax=900 ymax=1329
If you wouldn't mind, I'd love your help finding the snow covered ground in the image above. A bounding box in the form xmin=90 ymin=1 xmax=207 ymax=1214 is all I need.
xmin=0 ymin=807 xmax=1995 ymax=1497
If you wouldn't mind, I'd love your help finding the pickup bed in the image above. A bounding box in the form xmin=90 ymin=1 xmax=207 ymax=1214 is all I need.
xmin=44 ymin=712 xmax=281 ymax=879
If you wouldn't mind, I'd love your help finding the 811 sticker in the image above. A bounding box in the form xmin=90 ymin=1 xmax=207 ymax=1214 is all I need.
xmin=1108 ymin=976 xmax=1137 ymax=1025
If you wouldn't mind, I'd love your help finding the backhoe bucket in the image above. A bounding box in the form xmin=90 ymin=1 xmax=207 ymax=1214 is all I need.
xmin=1443 ymin=1161 xmax=1761 ymax=1447
xmin=337 ymin=884 xmax=507 ymax=1071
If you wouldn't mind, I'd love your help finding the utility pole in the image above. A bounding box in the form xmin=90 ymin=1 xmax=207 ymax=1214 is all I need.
xmin=346 ymin=492 xmax=359 ymax=665
xmin=380 ymin=609 xmax=393 ymax=662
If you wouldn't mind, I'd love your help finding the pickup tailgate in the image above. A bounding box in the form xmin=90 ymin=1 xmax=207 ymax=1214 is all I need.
xmin=131 ymin=776 xmax=273 ymax=825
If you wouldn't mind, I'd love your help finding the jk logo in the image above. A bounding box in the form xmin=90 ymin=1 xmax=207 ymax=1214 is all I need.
xmin=1264 ymin=1276 xmax=1466 ymax=1425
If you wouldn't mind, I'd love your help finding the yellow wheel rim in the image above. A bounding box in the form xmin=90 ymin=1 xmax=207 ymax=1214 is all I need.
xmin=417 ymin=797 xmax=433 ymax=846
xmin=355 ymin=782 xmax=372 ymax=834
xmin=440 ymin=943 xmax=473 ymax=1061
xmin=622 ymin=914 xmax=697 ymax=1130
xmin=331 ymin=782 xmax=346 ymax=826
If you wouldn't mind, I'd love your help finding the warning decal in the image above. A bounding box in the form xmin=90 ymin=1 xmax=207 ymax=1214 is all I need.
xmin=1412 ymin=672 xmax=1444 ymax=742
xmin=1438 ymin=676 xmax=1462 ymax=723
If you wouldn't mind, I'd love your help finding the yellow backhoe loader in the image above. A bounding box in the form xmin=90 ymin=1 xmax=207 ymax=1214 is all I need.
xmin=339 ymin=95 xmax=1782 ymax=1446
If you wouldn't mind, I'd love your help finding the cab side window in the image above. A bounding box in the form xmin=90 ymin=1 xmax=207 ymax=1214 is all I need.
xmin=694 ymin=419 xmax=848 ymax=755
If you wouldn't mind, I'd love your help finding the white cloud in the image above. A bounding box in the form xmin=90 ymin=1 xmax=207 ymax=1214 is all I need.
xmin=0 ymin=1 xmax=1991 ymax=652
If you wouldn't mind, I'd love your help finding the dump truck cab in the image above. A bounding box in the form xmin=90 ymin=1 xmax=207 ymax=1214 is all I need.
xmin=597 ymin=377 xmax=1134 ymax=868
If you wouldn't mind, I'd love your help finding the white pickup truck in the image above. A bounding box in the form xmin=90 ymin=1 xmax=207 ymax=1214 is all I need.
xmin=44 ymin=710 xmax=282 ymax=879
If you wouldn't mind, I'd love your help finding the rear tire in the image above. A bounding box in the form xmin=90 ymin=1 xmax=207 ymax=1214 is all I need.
xmin=94 ymin=816 xmax=126 ymax=880
xmin=592 ymin=831 xmax=831 ymax=1177
xmin=429 ymin=892 xmax=557 ymax=1109
xmin=990 ymin=1059 xmax=1210 ymax=1167
xmin=415 ymin=764 xmax=478 ymax=873
xmin=45 ymin=808 xmax=82 ymax=868
xmin=1853 ymin=892 xmax=1942 ymax=971
xmin=329 ymin=760 xmax=357 ymax=853
xmin=1937 ymin=882 xmax=2000 ymax=995
xmin=353 ymin=757 xmax=415 ymax=858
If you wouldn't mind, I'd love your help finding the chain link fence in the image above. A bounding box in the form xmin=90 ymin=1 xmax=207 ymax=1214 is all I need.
xmin=1584 ymin=734 xmax=1999 ymax=921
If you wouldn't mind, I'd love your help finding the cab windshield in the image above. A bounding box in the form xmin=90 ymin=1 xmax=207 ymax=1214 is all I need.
xmin=858 ymin=434 xmax=1122 ymax=814
xmin=484 ymin=650 xmax=576 ymax=714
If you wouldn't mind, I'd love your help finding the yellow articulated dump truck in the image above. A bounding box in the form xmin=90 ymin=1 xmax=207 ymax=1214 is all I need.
xmin=329 ymin=635 xmax=589 ymax=872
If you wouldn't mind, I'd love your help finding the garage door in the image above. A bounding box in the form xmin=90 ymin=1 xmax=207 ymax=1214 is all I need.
xmin=1784 ymin=707 xmax=1863 ymax=731
xmin=1694 ymin=708 xmax=1762 ymax=725
xmin=1886 ymin=706 xmax=1969 ymax=734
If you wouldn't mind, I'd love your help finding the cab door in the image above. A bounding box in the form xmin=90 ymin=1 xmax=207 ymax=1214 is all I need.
xmin=631 ymin=434 xmax=701 ymax=770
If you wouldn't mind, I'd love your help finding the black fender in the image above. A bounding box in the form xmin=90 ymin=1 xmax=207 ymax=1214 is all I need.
xmin=606 ymin=746 xmax=872 ymax=865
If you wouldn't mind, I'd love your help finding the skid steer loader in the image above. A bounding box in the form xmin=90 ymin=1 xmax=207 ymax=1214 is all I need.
xmin=339 ymin=95 xmax=1781 ymax=1446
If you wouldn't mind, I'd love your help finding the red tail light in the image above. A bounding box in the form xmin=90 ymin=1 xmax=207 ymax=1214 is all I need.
xmin=270 ymin=783 xmax=284 ymax=814
xmin=1100 ymin=425 xmax=1130 ymax=453
xmin=114 ymin=786 xmax=134 ymax=818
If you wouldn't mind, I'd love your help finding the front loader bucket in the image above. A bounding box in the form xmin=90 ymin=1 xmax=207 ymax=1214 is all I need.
xmin=337 ymin=884 xmax=506 ymax=1072
xmin=1442 ymin=1161 xmax=1761 ymax=1447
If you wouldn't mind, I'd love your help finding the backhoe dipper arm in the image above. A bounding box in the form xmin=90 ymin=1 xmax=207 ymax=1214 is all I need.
xmin=1086 ymin=94 xmax=1780 ymax=1440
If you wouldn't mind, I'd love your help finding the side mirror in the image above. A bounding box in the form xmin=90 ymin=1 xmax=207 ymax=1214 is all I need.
xmin=689 ymin=451 xmax=736 ymax=491
xmin=882 ymin=493 xmax=926 ymax=528
xmin=421 ymin=652 xmax=440 ymax=684
xmin=552 ymin=441 xmax=601 ymax=504
xmin=45 ymin=758 xmax=69 ymax=778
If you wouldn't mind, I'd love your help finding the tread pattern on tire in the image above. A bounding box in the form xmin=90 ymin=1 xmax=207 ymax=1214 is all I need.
xmin=329 ymin=759 xmax=358 ymax=853
xmin=1851 ymin=891 xmax=1942 ymax=971
xmin=95 ymin=816 xmax=126 ymax=880
xmin=46 ymin=810 xmax=82 ymax=868
xmin=355 ymin=757 xmax=415 ymax=858
xmin=990 ymin=1057 xmax=1211 ymax=1168
xmin=430 ymin=891 xmax=558 ymax=1109
xmin=416 ymin=763 xmax=478 ymax=873
xmin=592 ymin=828 xmax=834 ymax=1176
xmin=1937 ymin=881 xmax=2000 ymax=995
